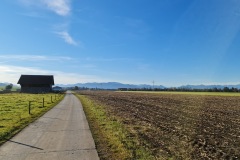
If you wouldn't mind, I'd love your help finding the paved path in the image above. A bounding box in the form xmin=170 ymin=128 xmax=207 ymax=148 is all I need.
xmin=0 ymin=92 xmax=99 ymax=160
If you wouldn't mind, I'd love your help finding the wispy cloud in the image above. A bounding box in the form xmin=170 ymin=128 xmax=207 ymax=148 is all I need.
xmin=0 ymin=65 xmax=100 ymax=84
xmin=41 ymin=0 xmax=70 ymax=16
xmin=0 ymin=55 xmax=72 ymax=62
xmin=55 ymin=31 xmax=78 ymax=46
xmin=19 ymin=0 xmax=71 ymax=16
xmin=18 ymin=0 xmax=80 ymax=46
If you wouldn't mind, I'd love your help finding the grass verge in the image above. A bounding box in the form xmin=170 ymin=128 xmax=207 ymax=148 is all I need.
xmin=0 ymin=93 xmax=65 ymax=145
xmin=76 ymin=94 xmax=154 ymax=160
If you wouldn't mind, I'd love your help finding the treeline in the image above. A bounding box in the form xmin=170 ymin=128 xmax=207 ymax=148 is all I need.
xmin=70 ymin=86 xmax=116 ymax=91
xmin=69 ymin=86 xmax=240 ymax=92
xmin=124 ymin=87 xmax=240 ymax=92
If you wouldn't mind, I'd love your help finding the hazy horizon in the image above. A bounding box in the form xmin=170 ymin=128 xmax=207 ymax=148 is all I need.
xmin=2 ymin=80 xmax=240 ymax=89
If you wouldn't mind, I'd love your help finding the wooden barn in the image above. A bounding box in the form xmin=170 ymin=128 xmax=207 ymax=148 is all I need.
xmin=17 ymin=75 xmax=54 ymax=93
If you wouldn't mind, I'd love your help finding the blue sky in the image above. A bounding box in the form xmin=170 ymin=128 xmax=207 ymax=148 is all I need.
xmin=1 ymin=0 xmax=240 ymax=86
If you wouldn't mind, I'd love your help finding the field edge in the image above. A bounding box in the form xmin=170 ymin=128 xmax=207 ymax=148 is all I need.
xmin=76 ymin=94 xmax=154 ymax=160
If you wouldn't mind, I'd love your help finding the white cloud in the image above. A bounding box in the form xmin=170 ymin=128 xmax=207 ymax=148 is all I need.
xmin=19 ymin=0 xmax=71 ymax=16
xmin=0 ymin=55 xmax=72 ymax=61
xmin=0 ymin=65 xmax=100 ymax=84
xmin=18 ymin=0 xmax=79 ymax=45
xmin=55 ymin=31 xmax=78 ymax=46
xmin=41 ymin=0 xmax=70 ymax=16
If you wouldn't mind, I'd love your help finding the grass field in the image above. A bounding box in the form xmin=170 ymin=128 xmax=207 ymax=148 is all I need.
xmin=0 ymin=93 xmax=65 ymax=145
xmin=77 ymin=90 xmax=240 ymax=159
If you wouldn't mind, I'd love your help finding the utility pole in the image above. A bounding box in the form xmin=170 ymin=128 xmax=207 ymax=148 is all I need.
xmin=152 ymin=80 xmax=155 ymax=90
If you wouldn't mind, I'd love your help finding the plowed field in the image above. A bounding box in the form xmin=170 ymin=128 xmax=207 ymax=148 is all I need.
xmin=78 ymin=91 xmax=240 ymax=159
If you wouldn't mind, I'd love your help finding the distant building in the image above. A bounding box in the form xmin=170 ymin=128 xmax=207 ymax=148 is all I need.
xmin=118 ymin=88 xmax=128 ymax=91
xmin=17 ymin=75 xmax=54 ymax=93
xmin=52 ymin=86 xmax=63 ymax=92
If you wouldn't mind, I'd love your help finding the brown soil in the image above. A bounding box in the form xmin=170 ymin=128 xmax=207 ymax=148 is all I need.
xmin=78 ymin=91 xmax=240 ymax=160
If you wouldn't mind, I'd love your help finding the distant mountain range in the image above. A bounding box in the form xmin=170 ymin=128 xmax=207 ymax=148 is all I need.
xmin=56 ymin=82 xmax=165 ymax=90
xmin=1 ymin=82 xmax=240 ymax=90
xmin=0 ymin=83 xmax=11 ymax=87
xmin=56 ymin=82 xmax=240 ymax=90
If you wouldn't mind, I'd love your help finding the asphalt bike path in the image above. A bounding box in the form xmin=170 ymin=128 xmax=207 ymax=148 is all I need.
xmin=0 ymin=91 xmax=99 ymax=160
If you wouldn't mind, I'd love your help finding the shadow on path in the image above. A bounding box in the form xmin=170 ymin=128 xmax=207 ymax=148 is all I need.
xmin=5 ymin=139 xmax=43 ymax=150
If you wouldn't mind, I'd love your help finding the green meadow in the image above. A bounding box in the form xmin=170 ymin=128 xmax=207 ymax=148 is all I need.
xmin=0 ymin=93 xmax=65 ymax=145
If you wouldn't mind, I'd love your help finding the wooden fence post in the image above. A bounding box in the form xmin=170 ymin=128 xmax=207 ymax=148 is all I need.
xmin=43 ymin=98 xmax=44 ymax=107
xmin=29 ymin=101 xmax=31 ymax=115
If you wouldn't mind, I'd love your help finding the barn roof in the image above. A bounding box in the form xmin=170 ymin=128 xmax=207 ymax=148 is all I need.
xmin=17 ymin=75 xmax=54 ymax=85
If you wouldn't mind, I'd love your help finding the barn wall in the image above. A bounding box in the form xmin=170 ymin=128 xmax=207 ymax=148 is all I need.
xmin=21 ymin=86 xmax=52 ymax=93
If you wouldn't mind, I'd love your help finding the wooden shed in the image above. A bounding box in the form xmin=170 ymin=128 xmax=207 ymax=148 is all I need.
xmin=17 ymin=75 xmax=54 ymax=93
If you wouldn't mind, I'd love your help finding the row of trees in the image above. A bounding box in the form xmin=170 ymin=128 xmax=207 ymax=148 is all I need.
xmin=127 ymin=87 xmax=240 ymax=92
xmin=69 ymin=85 xmax=240 ymax=92
xmin=5 ymin=84 xmax=13 ymax=90
xmin=0 ymin=84 xmax=13 ymax=93
xmin=70 ymin=86 xmax=115 ymax=91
